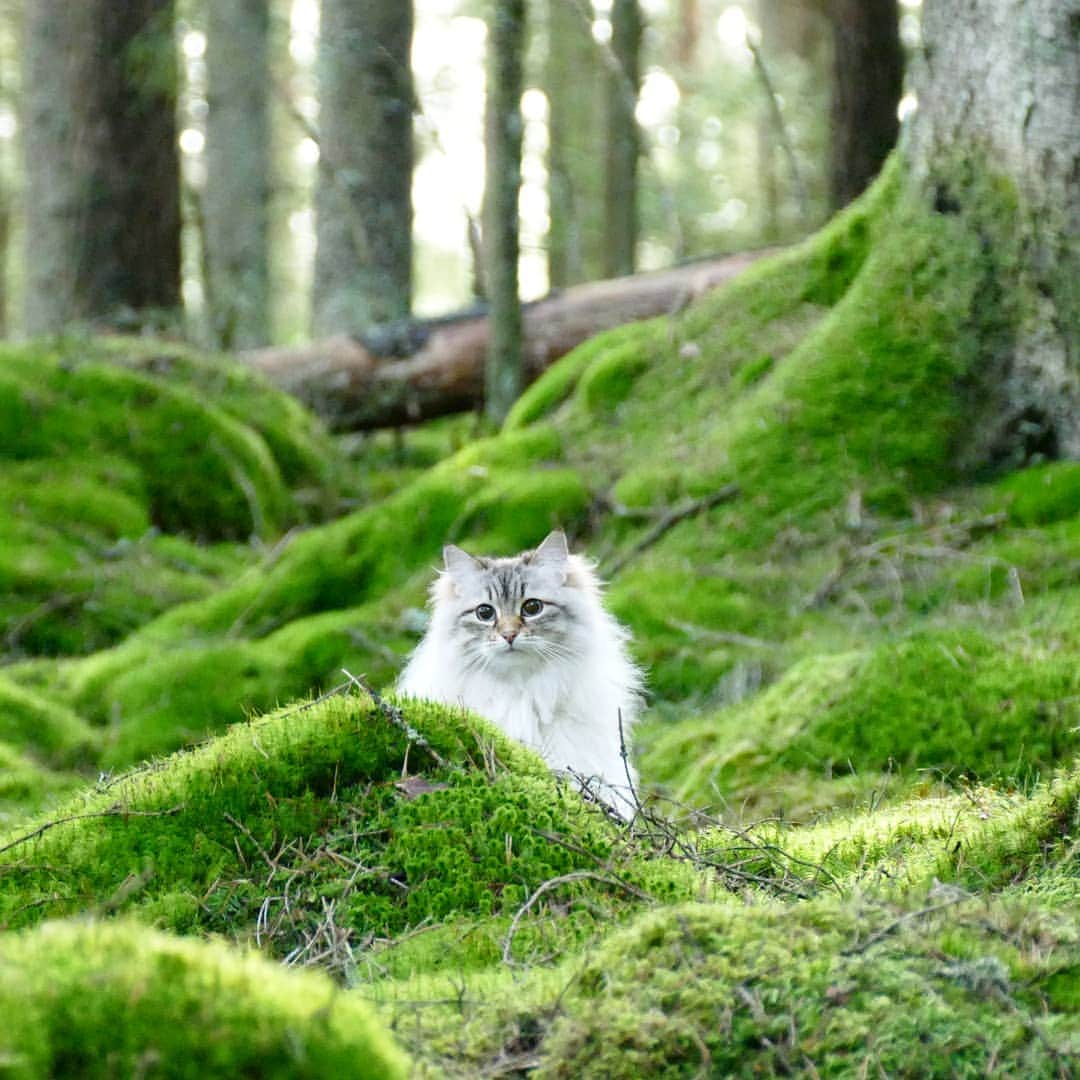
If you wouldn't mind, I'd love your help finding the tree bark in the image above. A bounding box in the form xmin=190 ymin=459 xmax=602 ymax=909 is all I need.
xmin=23 ymin=0 xmax=180 ymax=334
xmin=484 ymin=0 xmax=527 ymax=424
xmin=241 ymin=249 xmax=774 ymax=430
xmin=544 ymin=0 xmax=606 ymax=287
xmin=312 ymin=0 xmax=413 ymax=337
xmin=604 ymin=0 xmax=643 ymax=277
xmin=905 ymin=0 xmax=1079 ymax=460
xmin=826 ymin=0 xmax=903 ymax=210
xmin=204 ymin=0 xmax=272 ymax=350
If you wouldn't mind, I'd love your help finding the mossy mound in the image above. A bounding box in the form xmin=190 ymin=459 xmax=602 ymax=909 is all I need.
xmin=0 ymin=919 xmax=409 ymax=1078
xmin=0 ymin=342 xmax=295 ymax=539
xmin=0 ymin=693 xmax=703 ymax=976
xmin=527 ymin=896 xmax=1078 ymax=1077
xmin=642 ymin=593 xmax=1080 ymax=817
xmin=687 ymin=762 xmax=1080 ymax=904
xmin=0 ymin=340 xmax=348 ymax=662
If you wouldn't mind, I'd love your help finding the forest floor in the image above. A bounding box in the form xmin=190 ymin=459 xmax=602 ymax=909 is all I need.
xmin=0 ymin=165 xmax=1076 ymax=1076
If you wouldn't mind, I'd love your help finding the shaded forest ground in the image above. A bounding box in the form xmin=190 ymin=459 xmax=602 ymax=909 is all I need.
xmin=0 ymin=164 xmax=1076 ymax=1075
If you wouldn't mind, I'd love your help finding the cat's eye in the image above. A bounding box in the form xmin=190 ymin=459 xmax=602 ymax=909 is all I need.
xmin=521 ymin=598 xmax=544 ymax=617
xmin=475 ymin=604 xmax=496 ymax=621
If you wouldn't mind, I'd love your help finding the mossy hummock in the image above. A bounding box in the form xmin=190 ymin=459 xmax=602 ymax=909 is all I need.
xmin=0 ymin=920 xmax=409 ymax=1078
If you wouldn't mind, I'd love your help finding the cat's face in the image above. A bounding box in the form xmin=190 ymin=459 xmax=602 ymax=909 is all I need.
xmin=436 ymin=531 xmax=586 ymax=670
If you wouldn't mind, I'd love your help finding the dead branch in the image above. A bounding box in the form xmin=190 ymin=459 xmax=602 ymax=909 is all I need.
xmin=240 ymin=250 xmax=777 ymax=431
xmin=601 ymin=484 xmax=741 ymax=578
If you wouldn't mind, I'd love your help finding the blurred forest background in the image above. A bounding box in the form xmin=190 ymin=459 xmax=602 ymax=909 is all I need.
xmin=0 ymin=1 xmax=1076 ymax=1073
xmin=0 ymin=0 xmax=913 ymax=348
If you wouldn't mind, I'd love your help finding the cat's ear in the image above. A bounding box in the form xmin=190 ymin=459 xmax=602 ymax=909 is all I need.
xmin=532 ymin=530 xmax=569 ymax=567
xmin=443 ymin=544 xmax=481 ymax=579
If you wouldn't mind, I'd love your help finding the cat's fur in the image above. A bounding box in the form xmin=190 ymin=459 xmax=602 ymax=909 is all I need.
xmin=397 ymin=531 xmax=643 ymax=817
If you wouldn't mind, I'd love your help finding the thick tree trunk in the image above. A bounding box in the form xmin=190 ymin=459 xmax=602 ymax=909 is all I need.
xmin=23 ymin=1 xmax=180 ymax=334
xmin=827 ymin=0 xmax=903 ymax=210
xmin=484 ymin=0 xmax=527 ymax=424
xmin=204 ymin=0 xmax=272 ymax=349
xmin=604 ymin=0 xmax=643 ymax=277
xmin=904 ymin=0 xmax=1079 ymax=461
xmin=242 ymin=249 xmax=773 ymax=430
xmin=544 ymin=0 xmax=606 ymax=287
xmin=313 ymin=0 xmax=413 ymax=338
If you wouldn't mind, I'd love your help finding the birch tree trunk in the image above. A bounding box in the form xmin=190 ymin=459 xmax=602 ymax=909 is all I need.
xmin=312 ymin=0 xmax=413 ymax=338
xmin=23 ymin=0 xmax=180 ymax=334
xmin=204 ymin=0 xmax=272 ymax=349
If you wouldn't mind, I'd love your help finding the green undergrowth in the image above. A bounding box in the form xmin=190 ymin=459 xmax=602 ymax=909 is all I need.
xmin=0 ymin=693 xmax=705 ymax=977
xmin=0 ymin=339 xmax=348 ymax=660
xmin=4 ymin=155 xmax=1077 ymax=815
xmin=697 ymin=762 xmax=1080 ymax=898
xmin=378 ymin=892 xmax=1078 ymax=1078
xmin=0 ymin=919 xmax=409 ymax=1078
xmin=642 ymin=587 xmax=1080 ymax=817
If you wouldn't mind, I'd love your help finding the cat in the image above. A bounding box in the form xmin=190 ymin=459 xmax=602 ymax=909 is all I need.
xmin=397 ymin=530 xmax=644 ymax=819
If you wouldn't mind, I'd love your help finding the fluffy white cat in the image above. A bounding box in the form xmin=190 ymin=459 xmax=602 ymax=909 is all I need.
xmin=397 ymin=531 xmax=644 ymax=818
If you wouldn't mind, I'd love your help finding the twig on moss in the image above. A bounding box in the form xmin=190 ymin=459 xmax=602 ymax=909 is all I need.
xmin=95 ymin=866 xmax=156 ymax=916
xmin=618 ymin=709 xmax=645 ymax=823
xmin=601 ymin=484 xmax=740 ymax=578
xmin=343 ymin=668 xmax=449 ymax=769
xmin=0 ymin=804 xmax=185 ymax=859
xmin=841 ymin=886 xmax=972 ymax=956
xmin=502 ymin=870 xmax=655 ymax=968
xmin=224 ymin=812 xmax=282 ymax=883
xmin=804 ymin=511 xmax=1011 ymax=611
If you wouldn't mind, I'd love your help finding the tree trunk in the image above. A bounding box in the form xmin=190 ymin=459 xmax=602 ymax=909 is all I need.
xmin=905 ymin=0 xmax=1079 ymax=461
xmin=204 ymin=0 xmax=272 ymax=350
xmin=241 ymin=249 xmax=774 ymax=430
xmin=23 ymin=0 xmax=180 ymax=334
xmin=826 ymin=0 xmax=902 ymax=210
xmin=604 ymin=0 xmax=643 ymax=277
xmin=544 ymin=0 xmax=605 ymax=287
xmin=756 ymin=0 xmax=828 ymax=240
xmin=484 ymin=0 xmax=527 ymax=424
xmin=312 ymin=0 xmax=413 ymax=338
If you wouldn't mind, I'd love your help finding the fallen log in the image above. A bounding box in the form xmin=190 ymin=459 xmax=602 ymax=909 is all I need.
xmin=241 ymin=248 xmax=777 ymax=431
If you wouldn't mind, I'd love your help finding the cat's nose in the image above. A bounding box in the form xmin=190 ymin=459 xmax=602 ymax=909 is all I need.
xmin=500 ymin=628 xmax=518 ymax=644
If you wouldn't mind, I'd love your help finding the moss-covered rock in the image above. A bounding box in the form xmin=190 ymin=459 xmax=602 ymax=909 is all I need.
xmin=0 ymin=919 xmax=409 ymax=1078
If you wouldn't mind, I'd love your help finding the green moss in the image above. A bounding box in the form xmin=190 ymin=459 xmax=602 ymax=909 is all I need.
xmin=504 ymin=323 xmax=659 ymax=430
xmin=532 ymin=896 xmax=1079 ymax=1078
xmin=0 ymin=692 xmax=693 ymax=967
xmin=0 ymin=675 xmax=98 ymax=768
xmin=0 ymin=920 xmax=409 ymax=1078
xmin=577 ymin=336 xmax=657 ymax=415
xmin=0 ymin=743 xmax=86 ymax=822
xmin=644 ymin=603 xmax=1079 ymax=817
xmin=992 ymin=461 xmax=1080 ymax=525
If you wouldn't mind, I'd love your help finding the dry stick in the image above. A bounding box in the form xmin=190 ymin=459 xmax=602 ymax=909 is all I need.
xmin=0 ymin=805 xmax=185 ymax=859
xmin=342 ymin=668 xmax=449 ymax=770
xmin=840 ymin=892 xmax=971 ymax=956
xmin=602 ymin=484 xmax=740 ymax=578
xmin=502 ymin=870 xmax=654 ymax=967
xmin=745 ymin=33 xmax=809 ymax=223
xmin=618 ymin=708 xmax=645 ymax=822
